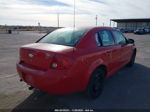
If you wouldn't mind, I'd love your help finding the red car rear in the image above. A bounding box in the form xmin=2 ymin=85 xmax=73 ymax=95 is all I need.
xmin=16 ymin=27 xmax=136 ymax=98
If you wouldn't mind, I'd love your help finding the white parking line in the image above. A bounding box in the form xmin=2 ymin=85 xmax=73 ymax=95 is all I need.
xmin=0 ymin=73 xmax=17 ymax=79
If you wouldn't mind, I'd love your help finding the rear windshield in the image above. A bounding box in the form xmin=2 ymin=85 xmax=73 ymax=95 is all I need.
xmin=38 ymin=28 xmax=87 ymax=46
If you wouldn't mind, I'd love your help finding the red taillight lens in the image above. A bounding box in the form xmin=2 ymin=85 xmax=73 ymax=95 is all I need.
xmin=51 ymin=55 xmax=71 ymax=69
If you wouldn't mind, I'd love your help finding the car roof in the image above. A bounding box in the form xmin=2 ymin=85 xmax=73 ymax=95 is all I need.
xmin=57 ymin=27 xmax=115 ymax=33
xmin=76 ymin=26 xmax=114 ymax=31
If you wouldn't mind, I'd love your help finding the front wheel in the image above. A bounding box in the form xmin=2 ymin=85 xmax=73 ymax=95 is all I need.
xmin=86 ymin=68 xmax=106 ymax=99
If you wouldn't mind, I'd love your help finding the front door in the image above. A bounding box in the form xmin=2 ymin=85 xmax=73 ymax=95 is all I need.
xmin=112 ymin=30 xmax=132 ymax=66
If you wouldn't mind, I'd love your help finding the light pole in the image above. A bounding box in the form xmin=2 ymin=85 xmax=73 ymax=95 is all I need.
xmin=103 ymin=23 xmax=104 ymax=26
xmin=113 ymin=21 xmax=115 ymax=27
xmin=57 ymin=13 xmax=60 ymax=28
xmin=73 ymin=0 xmax=76 ymax=28
xmin=110 ymin=20 xmax=111 ymax=27
xmin=38 ymin=22 xmax=41 ymax=33
xmin=95 ymin=15 xmax=98 ymax=26
xmin=5 ymin=24 xmax=7 ymax=33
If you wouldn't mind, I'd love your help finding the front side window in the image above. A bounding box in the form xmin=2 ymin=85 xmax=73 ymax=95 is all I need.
xmin=112 ymin=30 xmax=127 ymax=45
xmin=98 ymin=30 xmax=115 ymax=46
xmin=38 ymin=28 xmax=87 ymax=46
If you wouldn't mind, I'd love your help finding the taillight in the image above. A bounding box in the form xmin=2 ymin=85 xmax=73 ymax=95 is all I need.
xmin=50 ymin=55 xmax=71 ymax=69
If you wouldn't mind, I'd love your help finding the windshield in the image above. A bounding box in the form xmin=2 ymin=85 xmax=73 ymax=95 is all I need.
xmin=38 ymin=28 xmax=87 ymax=46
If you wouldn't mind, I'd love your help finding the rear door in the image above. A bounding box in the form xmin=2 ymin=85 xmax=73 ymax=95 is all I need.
xmin=96 ymin=30 xmax=121 ymax=75
xmin=112 ymin=30 xmax=133 ymax=66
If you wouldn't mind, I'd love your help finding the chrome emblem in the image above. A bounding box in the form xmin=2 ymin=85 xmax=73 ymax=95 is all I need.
xmin=28 ymin=54 xmax=34 ymax=58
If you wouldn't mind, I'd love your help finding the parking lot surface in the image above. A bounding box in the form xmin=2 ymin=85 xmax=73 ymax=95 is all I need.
xmin=0 ymin=31 xmax=150 ymax=112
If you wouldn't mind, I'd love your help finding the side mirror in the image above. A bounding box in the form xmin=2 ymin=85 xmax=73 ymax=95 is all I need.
xmin=127 ymin=39 xmax=134 ymax=44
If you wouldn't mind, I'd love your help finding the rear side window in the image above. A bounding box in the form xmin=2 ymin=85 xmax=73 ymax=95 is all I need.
xmin=112 ymin=30 xmax=127 ymax=45
xmin=95 ymin=33 xmax=101 ymax=46
xmin=98 ymin=30 xmax=115 ymax=46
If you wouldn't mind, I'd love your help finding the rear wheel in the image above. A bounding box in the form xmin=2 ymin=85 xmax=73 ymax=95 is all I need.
xmin=86 ymin=68 xmax=106 ymax=99
xmin=127 ymin=50 xmax=136 ymax=67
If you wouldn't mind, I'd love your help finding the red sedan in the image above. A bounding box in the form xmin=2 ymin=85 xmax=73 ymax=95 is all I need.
xmin=16 ymin=27 xmax=136 ymax=98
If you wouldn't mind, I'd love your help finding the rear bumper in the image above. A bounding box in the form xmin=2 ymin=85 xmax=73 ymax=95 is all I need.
xmin=16 ymin=63 xmax=84 ymax=94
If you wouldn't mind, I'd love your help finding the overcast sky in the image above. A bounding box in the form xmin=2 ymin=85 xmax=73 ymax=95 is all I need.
xmin=0 ymin=0 xmax=150 ymax=27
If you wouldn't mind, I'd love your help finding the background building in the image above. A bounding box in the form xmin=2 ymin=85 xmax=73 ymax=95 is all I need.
xmin=111 ymin=18 xmax=150 ymax=31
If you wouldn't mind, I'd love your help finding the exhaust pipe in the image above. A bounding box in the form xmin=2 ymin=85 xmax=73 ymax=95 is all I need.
xmin=28 ymin=86 xmax=34 ymax=90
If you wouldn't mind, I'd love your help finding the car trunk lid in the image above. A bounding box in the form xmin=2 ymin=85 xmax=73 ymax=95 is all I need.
xmin=19 ymin=43 xmax=74 ymax=70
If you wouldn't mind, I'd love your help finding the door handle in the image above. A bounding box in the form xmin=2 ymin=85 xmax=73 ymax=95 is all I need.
xmin=106 ymin=51 xmax=111 ymax=54
xmin=106 ymin=51 xmax=112 ymax=58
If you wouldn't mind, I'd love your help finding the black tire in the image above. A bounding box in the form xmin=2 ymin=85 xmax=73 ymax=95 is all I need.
xmin=127 ymin=50 xmax=136 ymax=67
xmin=86 ymin=68 xmax=106 ymax=99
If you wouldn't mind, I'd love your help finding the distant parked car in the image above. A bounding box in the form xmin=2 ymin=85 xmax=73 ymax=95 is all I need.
xmin=16 ymin=27 xmax=136 ymax=98
xmin=114 ymin=27 xmax=121 ymax=32
xmin=134 ymin=29 xmax=145 ymax=34
xmin=144 ymin=27 xmax=150 ymax=33
xmin=120 ymin=28 xmax=133 ymax=33
xmin=128 ymin=29 xmax=134 ymax=33
xmin=120 ymin=28 xmax=128 ymax=33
